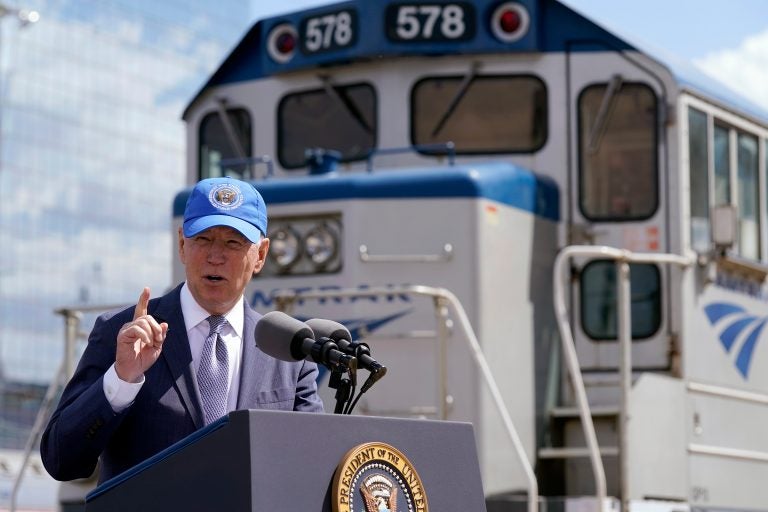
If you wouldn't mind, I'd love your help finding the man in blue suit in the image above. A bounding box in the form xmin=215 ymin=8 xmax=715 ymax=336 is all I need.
xmin=41 ymin=177 xmax=323 ymax=483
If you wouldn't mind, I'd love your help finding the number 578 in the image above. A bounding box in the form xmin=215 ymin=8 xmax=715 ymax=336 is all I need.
xmin=305 ymin=11 xmax=353 ymax=52
xmin=395 ymin=4 xmax=466 ymax=40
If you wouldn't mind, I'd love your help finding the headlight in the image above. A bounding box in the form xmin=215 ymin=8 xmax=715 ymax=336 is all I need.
xmin=267 ymin=226 xmax=301 ymax=271
xmin=304 ymin=223 xmax=338 ymax=268
xmin=259 ymin=214 xmax=342 ymax=277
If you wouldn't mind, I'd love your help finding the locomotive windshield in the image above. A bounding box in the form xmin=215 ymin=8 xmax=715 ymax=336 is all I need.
xmin=277 ymin=81 xmax=376 ymax=169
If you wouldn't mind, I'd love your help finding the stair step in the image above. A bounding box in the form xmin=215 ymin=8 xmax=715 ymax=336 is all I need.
xmin=538 ymin=446 xmax=619 ymax=459
xmin=549 ymin=406 xmax=620 ymax=418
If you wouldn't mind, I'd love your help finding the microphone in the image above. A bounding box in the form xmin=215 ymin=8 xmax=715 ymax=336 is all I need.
xmin=255 ymin=311 xmax=356 ymax=370
xmin=305 ymin=318 xmax=387 ymax=390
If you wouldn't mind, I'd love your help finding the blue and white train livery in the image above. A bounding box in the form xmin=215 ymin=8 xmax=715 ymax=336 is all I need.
xmin=175 ymin=1 xmax=768 ymax=510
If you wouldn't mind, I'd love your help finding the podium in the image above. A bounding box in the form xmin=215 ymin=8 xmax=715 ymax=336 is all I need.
xmin=85 ymin=409 xmax=486 ymax=511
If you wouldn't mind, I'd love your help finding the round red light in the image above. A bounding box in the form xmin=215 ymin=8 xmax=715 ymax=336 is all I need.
xmin=276 ymin=32 xmax=295 ymax=54
xmin=500 ymin=10 xmax=521 ymax=33
xmin=490 ymin=2 xmax=529 ymax=43
xmin=267 ymin=23 xmax=298 ymax=63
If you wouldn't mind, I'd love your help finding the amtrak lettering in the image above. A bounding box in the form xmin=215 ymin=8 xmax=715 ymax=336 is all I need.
xmin=715 ymin=271 xmax=768 ymax=301
xmin=251 ymin=284 xmax=412 ymax=308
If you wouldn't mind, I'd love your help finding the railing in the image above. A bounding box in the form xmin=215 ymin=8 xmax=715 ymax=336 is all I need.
xmin=365 ymin=142 xmax=456 ymax=172
xmin=10 ymin=304 xmax=125 ymax=512
xmin=552 ymin=246 xmax=694 ymax=512
xmin=218 ymin=155 xmax=275 ymax=180
xmin=274 ymin=284 xmax=539 ymax=512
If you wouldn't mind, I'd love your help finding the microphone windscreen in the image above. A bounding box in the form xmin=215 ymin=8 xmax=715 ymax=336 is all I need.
xmin=306 ymin=318 xmax=352 ymax=342
xmin=255 ymin=311 xmax=314 ymax=361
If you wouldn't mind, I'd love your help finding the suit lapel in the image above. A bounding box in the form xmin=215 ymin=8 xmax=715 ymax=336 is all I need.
xmin=236 ymin=305 xmax=263 ymax=410
xmin=154 ymin=285 xmax=205 ymax=429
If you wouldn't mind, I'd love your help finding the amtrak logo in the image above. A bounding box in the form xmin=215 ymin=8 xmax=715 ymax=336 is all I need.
xmin=340 ymin=310 xmax=411 ymax=340
xmin=704 ymin=302 xmax=768 ymax=378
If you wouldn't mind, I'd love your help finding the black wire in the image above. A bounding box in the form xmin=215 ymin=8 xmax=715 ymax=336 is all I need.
xmin=343 ymin=382 xmax=356 ymax=414
xmin=345 ymin=387 xmax=365 ymax=415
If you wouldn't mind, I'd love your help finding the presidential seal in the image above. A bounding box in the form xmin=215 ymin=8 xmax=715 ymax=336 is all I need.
xmin=332 ymin=442 xmax=428 ymax=512
xmin=208 ymin=183 xmax=244 ymax=210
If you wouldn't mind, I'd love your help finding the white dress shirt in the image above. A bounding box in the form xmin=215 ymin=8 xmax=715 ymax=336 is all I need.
xmin=103 ymin=283 xmax=245 ymax=414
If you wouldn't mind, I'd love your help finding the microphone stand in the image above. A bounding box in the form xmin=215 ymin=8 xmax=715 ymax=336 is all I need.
xmin=328 ymin=341 xmax=388 ymax=415
xmin=317 ymin=335 xmax=356 ymax=414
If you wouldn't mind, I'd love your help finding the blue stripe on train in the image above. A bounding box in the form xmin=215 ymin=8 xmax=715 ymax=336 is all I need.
xmin=173 ymin=162 xmax=560 ymax=223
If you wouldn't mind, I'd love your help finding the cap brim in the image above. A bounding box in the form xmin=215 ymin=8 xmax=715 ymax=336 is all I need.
xmin=183 ymin=215 xmax=263 ymax=243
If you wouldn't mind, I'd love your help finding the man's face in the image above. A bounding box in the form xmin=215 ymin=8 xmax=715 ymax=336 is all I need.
xmin=178 ymin=225 xmax=270 ymax=315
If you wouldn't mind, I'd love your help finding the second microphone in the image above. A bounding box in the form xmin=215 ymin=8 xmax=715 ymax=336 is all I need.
xmin=255 ymin=311 xmax=356 ymax=370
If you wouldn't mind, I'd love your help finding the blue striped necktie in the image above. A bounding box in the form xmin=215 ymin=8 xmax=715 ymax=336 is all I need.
xmin=198 ymin=315 xmax=229 ymax=425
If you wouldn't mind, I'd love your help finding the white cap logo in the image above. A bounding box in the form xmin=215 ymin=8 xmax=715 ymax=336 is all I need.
xmin=209 ymin=183 xmax=244 ymax=211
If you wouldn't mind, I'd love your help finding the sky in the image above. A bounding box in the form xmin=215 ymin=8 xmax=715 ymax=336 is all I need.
xmin=248 ymin=0 xmax=768 ymax=112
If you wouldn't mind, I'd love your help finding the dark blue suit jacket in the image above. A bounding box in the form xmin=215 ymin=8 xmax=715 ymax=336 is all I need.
xmin=40 ymin=284 xmax=323 ymax=483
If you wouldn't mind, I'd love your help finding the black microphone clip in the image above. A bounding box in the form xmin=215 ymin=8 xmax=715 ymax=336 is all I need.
xmin=312 ymin=337 xmax=357 ymax=371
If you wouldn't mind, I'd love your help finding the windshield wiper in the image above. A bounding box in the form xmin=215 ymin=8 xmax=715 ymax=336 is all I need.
xmin=431 ymin=61 xmax=481 ymax=138
xmin=319 ymin=74 xmax=373 ymax=134
xmin=215 ymin=96 xmax=247 ymax=159
xmin=586 ymin=74 xmax=623 ymax=154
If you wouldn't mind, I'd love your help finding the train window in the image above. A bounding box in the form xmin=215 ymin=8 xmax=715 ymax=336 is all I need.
xmin=277 ymin=82 xmax=376 ymax=169
xmin=581 ymin=261 xmax=661 ymax=340
xmin=198 ymin=108 xmax=252 ymax=180
xmin=688 ymin=108 xmax=709 ymax=253
xmin=737 ymin=132 xmax=760 ymax=259
xmin=411 ymin=75 xmax=547 ymax=154
xmin=713 ymin=124 xmax=731 ymax=205
xmin=578 ymin=82 xmax=657 ymax=221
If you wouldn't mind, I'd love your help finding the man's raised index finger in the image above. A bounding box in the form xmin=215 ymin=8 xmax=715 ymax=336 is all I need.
xmin=133 ymin=287 xmax=150 ymax=321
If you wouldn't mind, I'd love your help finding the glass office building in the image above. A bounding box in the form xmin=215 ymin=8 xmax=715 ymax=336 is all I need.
xmin=0 ymin=0 xmax=256 ymax=506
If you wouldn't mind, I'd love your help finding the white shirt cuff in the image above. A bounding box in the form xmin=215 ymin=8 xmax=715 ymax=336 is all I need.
xmin=103 ymin=363 xmax=145 ymax=413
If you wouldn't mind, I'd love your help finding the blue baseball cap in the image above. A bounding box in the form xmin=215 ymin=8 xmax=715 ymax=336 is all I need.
xmin=183 ymin=177 xmax=267 ymax=243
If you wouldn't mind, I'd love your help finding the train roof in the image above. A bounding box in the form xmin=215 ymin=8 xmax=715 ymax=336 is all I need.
xmin=559 ymin=1 xmax=768 ymax=125
xmin=183 ymin=0 xmax=768 ymax=126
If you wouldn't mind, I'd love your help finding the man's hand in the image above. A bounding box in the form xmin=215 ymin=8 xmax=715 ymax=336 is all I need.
xmin=115 ymin=287 xmax=168 ymax=383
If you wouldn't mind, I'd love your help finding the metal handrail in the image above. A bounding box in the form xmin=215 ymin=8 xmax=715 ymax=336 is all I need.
xmin=10 ymin=304 xmax=125 ymax=512
xmin=365 ymin=142 xmax=456 ymax=172
xmin=552 ymin=246 xmax=693 ymax=512
xmin=218 ymin=155 xmax=275 ymax=179
xmin=9 ymin=358 xmax=66 ymax=512
xmin=274 ymin=284 xmax=539 ymax=512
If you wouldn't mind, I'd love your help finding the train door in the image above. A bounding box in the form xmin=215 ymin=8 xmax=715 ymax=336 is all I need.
xmin=566 ymin=48 xmax=672 ymax=371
